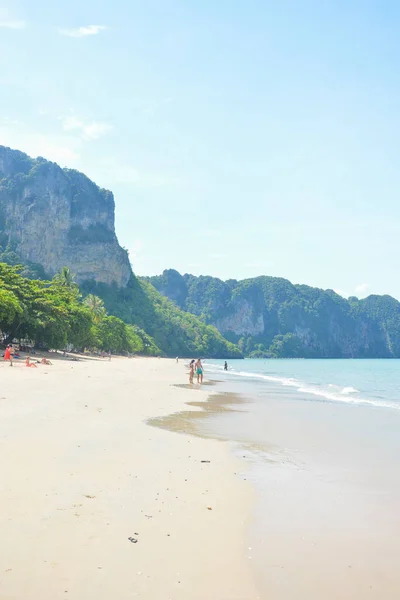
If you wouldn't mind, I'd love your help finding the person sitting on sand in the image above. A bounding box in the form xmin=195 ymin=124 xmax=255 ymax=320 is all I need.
xmin=25 ymin=356 xmax=37 ymax=368
xmin=195 ymin=358 xmax=204 ymax=384
xmin=189 ymin=359 xmax=195 ymax=384
xmin=40 ymin=358 xmax=52 ymax=365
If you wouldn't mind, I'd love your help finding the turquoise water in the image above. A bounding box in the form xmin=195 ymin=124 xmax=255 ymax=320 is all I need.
xmin=205 ymin=358 xmax=400 ymax=411
xmin=200 ymin=359 xmax=400 ymax=597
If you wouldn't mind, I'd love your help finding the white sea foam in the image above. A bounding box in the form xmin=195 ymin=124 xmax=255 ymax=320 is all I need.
xmin=341 ymin=386 xmax=359 ymax=395
xmin=204 ymin=363 xmax=400 ymax=411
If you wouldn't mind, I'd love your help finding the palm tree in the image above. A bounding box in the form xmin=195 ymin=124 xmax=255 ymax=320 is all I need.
xmin=83 ymin=294 xmax=106 ymax=324
xmin=53 ymin=266 xmax=77 ymax=288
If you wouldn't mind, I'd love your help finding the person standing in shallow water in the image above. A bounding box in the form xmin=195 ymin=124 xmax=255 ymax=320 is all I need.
xmin=224 ymin=361 xmax=228 ymax=371
xmin=195 ymin=358 xmax=204 ymax=384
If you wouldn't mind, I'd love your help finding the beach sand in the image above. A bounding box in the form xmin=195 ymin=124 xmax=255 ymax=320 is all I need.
xmin=0 ymin=357 xmax=259 ymax=600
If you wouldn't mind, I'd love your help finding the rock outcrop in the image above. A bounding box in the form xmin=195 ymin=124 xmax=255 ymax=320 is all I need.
xmin=146 ymin=270 xmax=400 ymax=358
xmin=0 ymin=146 xmax=131 ymax=286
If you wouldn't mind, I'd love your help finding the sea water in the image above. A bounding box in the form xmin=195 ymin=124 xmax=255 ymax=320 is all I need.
xmin=202 ymin=359 xmax=400 ymax=598
xmin=205 ymin=358 xmax=400 ymax=411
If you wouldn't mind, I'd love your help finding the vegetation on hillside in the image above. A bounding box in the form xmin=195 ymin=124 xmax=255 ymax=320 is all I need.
xmin=0 ymin=242 xmax=48 ymax=279
xmin=0 ymin=263 xmax=159 ymax=355
xmin=80 ymin=275 xmax=243 ymax=358
xmin=147 ymin=270 xmax=400 ymax=358
xmin=0 ymin=256 xmax=242 ymax=358
xmin=0 ymin=146 xmax=242 ymax=358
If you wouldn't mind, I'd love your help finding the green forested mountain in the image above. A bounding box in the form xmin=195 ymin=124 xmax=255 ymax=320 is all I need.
xmin=0 ymin=262 xmax=241 ymax=358
xmin=0 ymin=146 xmax=242 ymax=358
xmin=147 ymin=270 xmax=400 ymax=358
xmin=80 ymin=276 xmax=242 ymax=358
xmin=4 ymin=144 xmax=399 ymax=360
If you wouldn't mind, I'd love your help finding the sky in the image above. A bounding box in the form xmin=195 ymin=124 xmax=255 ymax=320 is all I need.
xmin=1 ymin=1 xmax=400 ymax=299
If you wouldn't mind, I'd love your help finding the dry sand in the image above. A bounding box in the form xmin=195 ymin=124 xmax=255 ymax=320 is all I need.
xmin=0 ymin=356 xmax=260 ymax=600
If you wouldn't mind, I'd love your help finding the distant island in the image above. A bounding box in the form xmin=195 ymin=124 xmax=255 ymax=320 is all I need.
xmin=1 ymin=144 xmax=399 ymax=359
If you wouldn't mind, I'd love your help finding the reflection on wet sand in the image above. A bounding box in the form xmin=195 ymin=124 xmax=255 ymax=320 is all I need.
xmin=148 ymin=389 xmax=249 ymax=440
xmin=148 ymin=387 xmax=278 ymax=461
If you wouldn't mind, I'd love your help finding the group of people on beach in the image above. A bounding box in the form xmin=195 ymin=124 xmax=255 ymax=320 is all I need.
xmin=189 ymin=358 xmax=204 ymax=384
xmin=187 ymin=359 xmax=229 ymax=384
xmin=3 ymin=344 xmax=52 ymax=368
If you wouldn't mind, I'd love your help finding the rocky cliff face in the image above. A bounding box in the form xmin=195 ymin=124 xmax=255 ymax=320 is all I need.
xmin=0 ymin=146 xmax=131 ymax=286
xmin=214 ymin=300 xmax=265 ymax=336
xmin=147 ymin=270 xmax=400 ymax=358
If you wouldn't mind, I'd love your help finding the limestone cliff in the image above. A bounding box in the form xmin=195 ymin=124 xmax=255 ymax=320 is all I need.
xmin=146 ymin=270 xmax=400 ymax=358
xmin=0 ymin=146 xmax=131 ymax=286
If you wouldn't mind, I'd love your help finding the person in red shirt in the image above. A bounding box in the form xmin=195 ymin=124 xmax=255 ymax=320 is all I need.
xmin=4 ymin=345 xmax=13 ymax=367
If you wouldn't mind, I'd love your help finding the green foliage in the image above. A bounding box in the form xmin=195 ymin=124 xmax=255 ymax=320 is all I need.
xmin=80 ymin=276 xmax=243 ymax=358
xmin=0 ymin=263 xmax=159 ymax=355
xmin=147 ymin=270 xmax=400 ymax=358
xmin=94 ymin=316 xmax=131 ymax=354
xmin=0 ymin=260 xmax=239 ymax=358
xmin=127 ymin=325 xmax=160 ymax=355
xmin=0 ymin=263 xmax=84 ymax=348
xmin=0 ymin=147 xmax=33 ymax=178
xmin=67 ymin=304 xmax=96 ymax=350
xmin=247 ymin=343 xmax=269 ymax=358
xmin=83 ymin=294 xmax=106 ymax=323
xmin=52 ymin=266 xmax=77 ymax=288
xmin=127 ymin=326 xmax=144 ymax=354
xmin=0 ymin=146 xmax=241 ymax=358
xmin=268 ymin=333 xmax=304 ymax=358
xmin=354 ymin=295 xmax=400 ymax=356
xmin=0 ymin=244 xmax=48 ymax=279
xmin=148 ymin=270 xmax=235 ymax=323
xmin=0 ymin=287 xmax=22 ymax=330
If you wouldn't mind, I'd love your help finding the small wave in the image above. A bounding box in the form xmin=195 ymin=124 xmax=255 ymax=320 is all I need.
xmin=341 ymin=386 xmax=359 ymax=395
xmin=296 ymin=385 xmax=399 ymax=411
xmin=327 ymin=384 xmax=359 ymax=395
xmin=204 ymin=362 xmax=399 ymax=411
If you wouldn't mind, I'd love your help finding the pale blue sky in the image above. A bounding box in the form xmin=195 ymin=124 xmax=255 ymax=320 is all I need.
xmin=1 ymin=1 xmax=400 ymax=298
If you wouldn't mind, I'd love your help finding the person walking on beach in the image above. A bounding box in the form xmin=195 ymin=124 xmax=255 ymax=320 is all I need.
xmin=189 ymin=359 xmax=195 ymax=384
xmin=4 ymin=344 xmax=13 ymax=367
xmin=195 ymin=358 xmax=204 ymax=384
xmin=224 ymin=361 xmax=228 ymax=371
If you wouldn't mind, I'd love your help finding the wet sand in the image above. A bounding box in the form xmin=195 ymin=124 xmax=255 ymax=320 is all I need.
xmin=0 ymin=357 xmax=260 ymax=600
xmin=197 ymin=378 xmax=400 ymax=600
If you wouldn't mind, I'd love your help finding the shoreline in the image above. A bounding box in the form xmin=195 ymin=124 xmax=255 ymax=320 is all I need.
xmin=0 ymin=357 xmax=260 ymax=599
xmin=201 ymin=360 xmax=400 ymax=599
